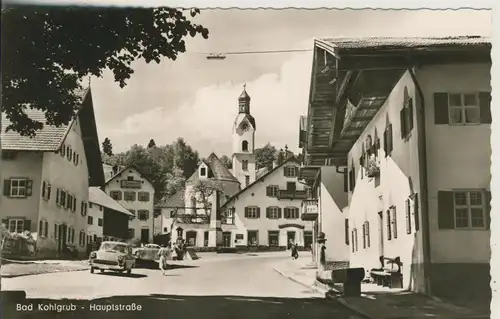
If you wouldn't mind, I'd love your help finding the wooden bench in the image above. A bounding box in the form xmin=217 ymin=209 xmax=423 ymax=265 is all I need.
xmin=370 ymin=256 xmax=403 ymax=289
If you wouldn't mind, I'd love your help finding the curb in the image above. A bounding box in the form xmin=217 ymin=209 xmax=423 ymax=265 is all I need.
xmin=1 ymin=267 xmax=89 ymax=278
xmin=272 ymin=267 xmax=328 ymax=295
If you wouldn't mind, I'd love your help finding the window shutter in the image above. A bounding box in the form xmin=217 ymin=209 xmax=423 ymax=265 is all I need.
xmin=47 ymin=184 xmax=51 ymax=200
xmin=479 ymin=92 xmax=492 ymax=124
xmin=438 ymin=191 xmax=455 ymax=229
xmin=24 ymin=219 xmax=31 ymax=232
xmin=400 ymin=108 xmax=407 ymax=139
xmin=485 ymin=190 xmax=491 ymax=230
xmin=295 ymin=167 xmax=299 ymax=177
xmin=278 ymin=207 xmax=282 ymax=219
xmin=73 ymin=197 xmax=77 ymax=212
xmin=26 ymin=180 xmax=33 ymax=196
xmin=266 ymin=186 xmax=270 ymax=196
xmin=393 ymin=208 xmax=398 ymax=239
xmin=366 ymin=222 xmax=370 ymax=247
xmin=386 ymin=210 xmax=392 ymax=240
xmin=131 ymin=192 xmax=136 ymax=201
xmin=343 ymin=171 xmax=348 ymax=192
xmin=39 ymin=220 xmax=43 ymax=234
xmin=256 ymin=207 xmax=261 ymax=218
xmin=406 ymin=199 xmax=412 ymax=234
xmin=414 ymin=193 xmax=420 ymax=231
xmin=359 ymin=155 xmax=364 ymax=167
xmin=42 ymin=182 xmax=46 ymax=198
xmin=351 ymin=231 xmax=355 ymax=252
xmin=408 ymin=98 xmax=414 ymax=131
xmin=266 ymin=207 xmax=270 ymax=218
xmin=118 ymin=191 xmax=122 ymax=201
xmin=244 ymin=207 xmax=249 ymax=218
xmin=44 ymin=222 xmax=49 ymax=237
xmin=363 ymin=223 xmax=366 ymax=249
xmin=352 ymin=166 xmax=356 ymax=189
xmin=283 ymin=167 xmax=287 ymax=177
xmin=56 ymin=188 xmax=60 ymax=204
xmin=3 ymin=179 xmax=11 ymax=197
xmin=388 ymin=125 xmax=393 ymax=153
xmin=434 ymin=93 xmax=450 ymax=124
xmin=345 ymin=219 xmax=349 ymax=245
xmin=383 ymin=129 xmax=388 ymax=156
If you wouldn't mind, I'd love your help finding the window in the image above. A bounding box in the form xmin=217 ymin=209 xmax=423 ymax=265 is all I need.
xmin=73 ymin=152 xmax=79 ymax=166
xmin=266 ymin=185 xmax=278 ymax=197
xmin=38 ymin=220 xmax=48 ymax=237
xmin=110 ymin=191 xmax=122 ymax=201
xmin=363 ymin=221 xmax=370 ymax=248
xmin=2 ymin=150 xmax=17 ymax=160
xmin=245 ymin=176 xmax=250 ymax=187
xmin=200 ymin=167 xmax=207 ymax=176
xmin=128 ymin=228 xmax=135 ymax=239
xmin=9 ymin=219 xmax=25 ymax=233
xmin=266 ymin=207 xmax=280 ymax=219
xmin=66 ymin=146 xmax=72 ymax=161
xmin=349 ymin=165 xmax=356 ymax=191
xmin=9 ymin=178 xmax=28 ymax=197
xmin=138 ymin=192 xmax=150 ymax=202
xmin=452 ymin=191 xmax=486 ymax=229
xmin=79 ymin=230 xmax=86 ymax=246
xmin=400 ymin=88 xmax=414 ymax=139
xmin=386 ymin=210 xmax=392 ymax=240
xmin=390 ymin=206 xmax=398 ymax=239
xmin=41 ymin=181 xmax=51 ymax=200
xmin=352 ymin=228 xmax=358 ymax=252
xmin=138 ymin=210 xmax=149 ymax=220
xmin=98 ymin=218 xmax=103 ymax=227
xmin=242 ymin=141 xmax=249 ymax=152
xmin=248 ymin=230 xmax=258 ymax=246
xmin=406 ymin=197 xmax=413 ymax=234
xmin=88 ymin=216 xmax=93 ymax=225
xmin=89 ymin=202 xmax=93 ymax=209
xmin=351 ymin=230 xmax=355 ymax=252
xmin=448 ymin=93 xmax=480 ymax=124
xmin=60 ymin=145 xmax=66 ymax=157
xmin=223 ymin=208 xmax=235 ymax=225
xmin=124 ymin=191 xmax=136 ymax=201
xmin=64 ymin=193 xmax=72 ymax=209
xmin=284 ymin=166 xmax=297 ymax=177
xmin=383 ymin=124 xmax=394 ymax=157
xmin=127 ymin=176 xmax=134 ymax=181
xmin=284 ymin=207 xmax=299 ymax=219
xmin=268 ymin=231 xmax=279 ymax=247
xmin=81 ymin=201 xmax=88 ymax=216
xmin=56 ymin=189 xmax=66 ymax=206
xmin=242 ymin=160 xmax=248 ymax=171
xmin=345 ymin=219 xmax=349 ymax=245
xmin=244 ymin=206 xmax=260 ymax=219
xmin=413 ymin=193 xmax=420 ymax=231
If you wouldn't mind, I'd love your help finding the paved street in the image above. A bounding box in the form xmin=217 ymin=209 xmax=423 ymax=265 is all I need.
xmin=3 ymin=254 xmax=360 ymax=319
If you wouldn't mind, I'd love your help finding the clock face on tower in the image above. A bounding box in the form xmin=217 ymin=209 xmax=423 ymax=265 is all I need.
xmin=239 ymin=121 xmax=250 ymax=132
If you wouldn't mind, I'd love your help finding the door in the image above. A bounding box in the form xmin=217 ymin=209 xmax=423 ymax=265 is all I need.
xmin=223 ymin=232 xmax=231 ymax=248
xmin=287 ymin=231 xmax=296 ymax=249
xmin=287 ymin=182 xmax=296 ymax=192
xmin=141 ymin=228 xmax=150 ymax=244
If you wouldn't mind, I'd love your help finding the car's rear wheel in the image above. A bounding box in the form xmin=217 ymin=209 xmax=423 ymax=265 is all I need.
xmin=90 ymin=267 xmax=95 ymax=274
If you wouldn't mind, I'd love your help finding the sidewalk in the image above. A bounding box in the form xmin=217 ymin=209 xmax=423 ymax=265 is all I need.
xmin=273 ymin=259 xmax=490 ymax=319
xmin=1 ymin=259 xmax=89 ymax=278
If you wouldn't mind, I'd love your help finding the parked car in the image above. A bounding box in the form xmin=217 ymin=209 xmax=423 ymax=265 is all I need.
xmin=89 ymin=241 xmax=135 ymax=275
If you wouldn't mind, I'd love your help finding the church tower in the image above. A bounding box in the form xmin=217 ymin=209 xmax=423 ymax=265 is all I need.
xmin=232 ymin=85 xmax=257 ymax=189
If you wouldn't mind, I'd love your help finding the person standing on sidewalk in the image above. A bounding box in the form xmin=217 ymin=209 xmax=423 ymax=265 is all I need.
xmin=157 ymin=244 xmax=169 ymax=275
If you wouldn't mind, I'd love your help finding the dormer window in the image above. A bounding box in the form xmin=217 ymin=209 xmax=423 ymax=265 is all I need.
xmin=200 ymin=167 xmax=206 ymax=176
xmin=127 ymin=176 xmax=134 ymax=181
xmin=242 ymin=141 xmax=249 ymax=152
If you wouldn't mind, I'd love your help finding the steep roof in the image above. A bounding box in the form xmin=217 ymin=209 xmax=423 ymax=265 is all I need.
xmin=1 ymin=87 xmax=105 ymax=187
xmin=104 ymin=164 xmax=155 ymax=186
xmin=89 ymin=187 xmax=133 ymax=216
xmin=221 ymin=156 xmax=300 ymax=209
xmin=187 ymin=153 xmax=238 ymax=183
xmin=156 ymin=188 xmax=185 ymax=208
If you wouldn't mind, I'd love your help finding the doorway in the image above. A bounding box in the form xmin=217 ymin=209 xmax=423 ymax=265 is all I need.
xmin=141 ymin=228 xmax=150 ymax=244
xmin=186 ymin=231 xmax=197 ymax=246
xmin=287 ymin=231 xmax=296 ymax=249
xmin=223 ymin=232 xmax=231 ymax=248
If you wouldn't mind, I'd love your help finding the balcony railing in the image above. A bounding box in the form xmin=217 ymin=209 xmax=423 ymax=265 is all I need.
xmin=278 ymin=190 xmax=308 ymax=200
xmin=176 ymin=214 xmax=210 ymax=224
xmin=301 ymin=199 xmax=318 ymax=221
xmin=120 ymin=180 xmax=142 ymax=189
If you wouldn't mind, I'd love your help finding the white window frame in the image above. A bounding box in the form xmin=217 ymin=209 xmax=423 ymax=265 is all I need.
xmin=247 ymin=207 xmax=258 ymax=219
xmin=10 ymin=178 xmax=27 ymax=198
xmin=39 ymin=220 xmax=48 ymax=237
xmin=284 ymin=207 xmax=299 ymax=219
xmin=9 ymin=219 xmax=24 ymax=233
xmin=138 ymin=192 xmax=150 ymax=202
xmin=447 ymin=92 xmax=481 ymax=125
xmin=98 ymin=218 xmax=104 ymax=226
xmin=223 ymin=208 xmax=235 ymax=225
xmin=284 ymin=166 xmax=297 ymax=177
xmin=269 ymin=207 xmax=279 ymax=219
xmin=453 ymin=190 xmax=486 ymax=229
xmin=268 ymin=185 xmax=278 ymax=197
xmin=138 ymin=210 xmax=149 ymax=220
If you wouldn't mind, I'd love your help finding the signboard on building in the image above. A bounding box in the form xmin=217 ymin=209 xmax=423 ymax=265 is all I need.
xmin=120 ymin=180 xmax=142 ymax=189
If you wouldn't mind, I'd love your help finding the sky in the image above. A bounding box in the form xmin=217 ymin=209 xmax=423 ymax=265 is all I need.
xmin=89 ymin=9 xmax=492 ymax=157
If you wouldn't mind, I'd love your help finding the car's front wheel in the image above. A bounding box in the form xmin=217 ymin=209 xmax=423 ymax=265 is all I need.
xmin=90 ymin=267 xmax=95 ymax=274
xmin=100 ymin=269 xmax=105 ymax=273
xmin=126 ymin=267 xmax=132 ymax=275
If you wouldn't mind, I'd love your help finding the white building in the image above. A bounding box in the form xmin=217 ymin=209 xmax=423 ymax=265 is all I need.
xmin=104 ymin=165 xmax=155 ymax=243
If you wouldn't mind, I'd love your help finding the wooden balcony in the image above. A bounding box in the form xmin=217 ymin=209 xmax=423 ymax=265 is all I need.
xmin=176 ymin=214 xmax=210 ymax=225
xmin=278 ymin=190 xmax=308 ymax=200
xmin=301 ymin=199 xmax=318 ymax=221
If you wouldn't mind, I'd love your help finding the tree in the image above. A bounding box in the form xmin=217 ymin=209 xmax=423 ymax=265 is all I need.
xmin=190 ymin=179 xmax=223 ymax=214
xmin=255 ymin=143 xmax=278 ymax=169
xmin=276 ymin=148 xmax=286 ymax=166
xmin=102 ymin=137 xmax=113 ymax=156
xmin=147 ymin=139 xmax=156 ymax=149
xmin=220 ymin=155 xmax=232 ymax=169
xmin=2 ymin=6 xmax=209 ymax=136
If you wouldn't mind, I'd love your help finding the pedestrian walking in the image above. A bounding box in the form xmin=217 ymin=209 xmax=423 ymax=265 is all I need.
xmin=291 ymin=242 xmax=299 ymax=260
xmin=158 ymin=244 xmax=169 ymax=275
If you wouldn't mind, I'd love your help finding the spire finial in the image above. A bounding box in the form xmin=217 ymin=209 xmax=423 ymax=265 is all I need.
xmin=243 ymin=83 xmax=246 ymax=90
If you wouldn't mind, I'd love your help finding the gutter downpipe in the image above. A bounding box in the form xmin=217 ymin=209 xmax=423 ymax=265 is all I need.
xmin=408 ymin=67 xmax=432 ymax=295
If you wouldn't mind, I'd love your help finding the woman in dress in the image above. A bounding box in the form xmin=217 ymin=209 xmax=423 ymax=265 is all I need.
xmin=158 ymin=244 xmax=168 ymax=275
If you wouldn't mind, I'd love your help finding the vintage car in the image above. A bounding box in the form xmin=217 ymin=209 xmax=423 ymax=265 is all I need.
xmin=89 ymin=241 xmax=135 ymax=275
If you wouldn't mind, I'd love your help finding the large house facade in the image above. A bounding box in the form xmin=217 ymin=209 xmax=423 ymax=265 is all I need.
xmin=1 ymin=88 xmax=105 ymax=258
xmin=104 ymin=166 xmax=155 ymax=243
xmin=300 ymin=36 xmax=491 ymax=300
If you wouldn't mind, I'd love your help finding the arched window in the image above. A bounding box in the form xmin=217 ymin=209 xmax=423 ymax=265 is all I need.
xmin=242 ymin=140 xmax=249 ymax=152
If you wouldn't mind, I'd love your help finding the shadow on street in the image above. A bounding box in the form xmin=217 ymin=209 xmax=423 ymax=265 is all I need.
xmin=93 ymin=272 xmax=147 ymax=279
xmin=3 ymin=293 xmax=359 ymax=319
